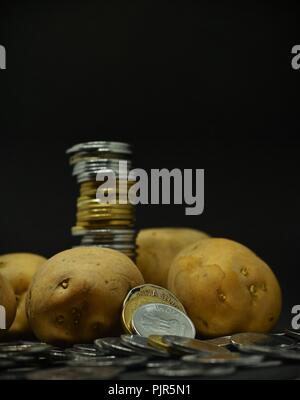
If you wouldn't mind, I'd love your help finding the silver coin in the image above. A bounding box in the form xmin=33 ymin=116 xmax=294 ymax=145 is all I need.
xmin=72 ymin=344 xmax=97 ymax=352
xmin=246 ymin=360 xmax=282 ymax=368
xmin=147 ymin=365 xmax=205 ymax=377
xmin=182 ymin=353 xmax=263 ymax=366
xmin=120 ymin=335 xmax=170 ymax=357
xmin=25 ymin=366 xmax=124 ymax=380
xmin=205 ymin=336 xmax=232 ymax=347
xmin=66 ymin=141 xmax=132 ymax=155
xmin=284 ymin=329 xmax=300 ymax=342
xmin=163 ymin=336 xmax=231 ymax=355
xmin=146 ymin=360 xmax=182 ymax=369
xmin=0 ymin=342 xmax=52 ymax=354
xmin=67 ymin=355 xmax=148 ymax=368
xmin=202 ymin=366 xmax=236 ymax=377
xmin=239 ymin=345 xmax=300 ymax=361
xmin=132 ymin=303 xmax=195 ymax=338
xmin=95 ymin=337 xmax=138 ymax=356
xmin=231 ymin=333 xmax=295 ymax=348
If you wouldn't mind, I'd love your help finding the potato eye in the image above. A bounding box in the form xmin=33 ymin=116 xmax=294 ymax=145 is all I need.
xmin=60 ymin=279 xmax=70 ymax=289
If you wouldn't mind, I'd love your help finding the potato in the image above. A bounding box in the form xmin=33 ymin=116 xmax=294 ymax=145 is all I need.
xmin=26 ymin=247 xmax=144 ymax=344
xmin=168 ymin=238 xmax=282 ymax=337
xmin=0 ymin=252 xmax=46 ymax=338
xmin=0 ymin=273 xmax=16 ymax=331
xmin=7 ymin=292 xmax=33 ymax=339
xmin=0 ymin=253 xmax=46 ymax=295
xmin=136 ymin=228 xmax=209 ymax=287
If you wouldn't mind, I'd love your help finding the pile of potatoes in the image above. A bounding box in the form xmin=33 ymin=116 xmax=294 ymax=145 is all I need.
xmin=0 ymin=228 xmax=282 ymax=344
xmin=136 ymin=229 xmax=281 ymax=337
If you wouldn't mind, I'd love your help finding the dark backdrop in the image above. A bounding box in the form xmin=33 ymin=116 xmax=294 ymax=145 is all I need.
xmin=0 ymin=1 xmax=299 ymax=329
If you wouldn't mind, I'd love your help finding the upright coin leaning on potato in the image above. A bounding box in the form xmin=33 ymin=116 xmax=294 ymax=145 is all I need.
xmin=168 ymin=238 xmax=282 ymax=337
xmin=136 ymin=228 xmax=210 ymax=287
xmin=26 ymin=247 xmax=144 ymax=344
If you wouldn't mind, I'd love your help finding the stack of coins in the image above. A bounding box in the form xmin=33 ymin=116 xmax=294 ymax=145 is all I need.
xmin=121 ymin=284 xmax=196 ymax=338
xmin=66 ymin=141 xmax=136 ymax=259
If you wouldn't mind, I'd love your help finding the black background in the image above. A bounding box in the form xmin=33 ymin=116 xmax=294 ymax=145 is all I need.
xmin=0 ymin=1 xmax=299 ymax=329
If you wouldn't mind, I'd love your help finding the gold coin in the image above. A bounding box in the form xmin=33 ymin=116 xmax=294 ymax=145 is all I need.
xmin=123 ymin=284 xmax=186 ymax=314
xmin=122 ymin=295 xmax=170 ymax=334
xmin=147 ymin=335 xmax=171 ymax=351
xmin=77 ymin=201 xmax=134 ymax=209
xmin=77 ymin=211 xmax=134 ymax=218
xmin=121 ymin=284 xmax=186 ymax=334
xmin=73 ymin=221 xmax=135 ymax=229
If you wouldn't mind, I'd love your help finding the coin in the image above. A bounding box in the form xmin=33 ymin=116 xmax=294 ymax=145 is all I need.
xmin=147 ymin=335 xmax=172 ymax=352
xmin=122 ymin=295 xmax=171 ymax=334
xmin=205 ymin=336 xmax=232 ymax=347
xmin=182 ymin=353 xmax=263 ymax=366
xmin=231 ymin=333 xmax=295 ymax=348
xmin=147 ymin=365 xmax=205 ymax=377
xmin=25 ymin=366 xmax=125 ymax=380
xmin=284 ymin=329 xmax=300 ymax=341
xmin=122 ymin=284 xmax=186 ymax=333
xmin=132 ymin=304 xmax=196 ymax=338
xmin=0 ymin=342 xmax=52 ymax=354
xmin=238 ymin=345 xmax=300 ymax=361
xmin=163 ymin=336 xmax=231 ymax=355
xmin=66 ymin=355 xmax=148 ymax=368
xmin=146 ymin=360 xmax=182 ymax=368
xmin=202 ymin=366 xmax=236 ymax=377
xmin=120 ymin=335 xmax=170 ymax=358
xmin=72 ymin=344 xmax=98 ymax=352
xmin=123 ymin=284 xmax=186 ymax=313
xmin=95 ymin=338 xmax=138 ymax=356
xmin=67 ymin=141 xmax=132 ymax=156
xmin=67 ymin=141 xmax=136 ymax=259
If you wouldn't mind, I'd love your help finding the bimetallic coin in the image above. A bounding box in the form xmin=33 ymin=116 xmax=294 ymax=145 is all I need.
xmin=163 ymin=336 xmax=231 ymax=355
xmin=231 ymin=333 xmax=295 ymax=349
xmin=122 ymin=295 xmax=171 ymax=334
xmin=123 ymin=284 xmax=186 ymax=313
xmin=132 ymin=304 xmax=196 ymax=338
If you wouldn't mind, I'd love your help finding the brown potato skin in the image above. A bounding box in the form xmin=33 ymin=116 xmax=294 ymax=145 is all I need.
xmin=7 ymin=292 xmax=33 ymax=339
xmin=0 ymin=273 xmax=16 ymax=332
xmin=0 ymin=253 xmax=46 ymax=338
xmin=136 ymin=228 xmax=210 ymax=287
xmin=26 ymin=247 xmax=144 ymax=344
xmin=0 ymin=253 xmax=46 ymax=295
xmin=167 ymin=238 xmax=282 ymax=337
